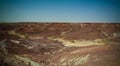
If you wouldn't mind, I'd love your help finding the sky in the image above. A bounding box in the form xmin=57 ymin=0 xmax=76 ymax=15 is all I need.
xmin=0 ymin=0 xmax=120 ymax=23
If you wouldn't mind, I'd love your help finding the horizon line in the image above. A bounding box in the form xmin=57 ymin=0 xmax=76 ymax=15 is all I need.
xmin=0 ymin=21 xmax=120 ymax=23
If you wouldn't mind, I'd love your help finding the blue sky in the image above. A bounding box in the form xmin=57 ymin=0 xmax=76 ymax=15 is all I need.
xmin=0 ymin=0 xmax=120 ymax=22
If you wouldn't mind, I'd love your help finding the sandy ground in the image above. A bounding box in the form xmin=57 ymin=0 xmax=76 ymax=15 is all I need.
xmin=0 ymin=23 xmax=120 ymax=66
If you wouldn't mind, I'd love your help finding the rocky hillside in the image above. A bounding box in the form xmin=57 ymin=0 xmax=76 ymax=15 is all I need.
xmin=0 ymin=23 xmax=120 ymax=66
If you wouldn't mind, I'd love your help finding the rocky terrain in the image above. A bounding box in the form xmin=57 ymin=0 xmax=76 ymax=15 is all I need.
xmin=0 ymin=23 xmax=120 ymax=66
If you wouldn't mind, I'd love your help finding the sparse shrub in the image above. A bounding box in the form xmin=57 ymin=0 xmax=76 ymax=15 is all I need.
xmin=69 ymin=40 xmax=75 ymax=43
xmin=24 ymin=34 xmax=29 ymax=38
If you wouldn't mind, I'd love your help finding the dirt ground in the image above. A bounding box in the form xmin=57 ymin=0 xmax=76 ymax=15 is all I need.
xmin=0 ymin=23 xmax=120 ymax=66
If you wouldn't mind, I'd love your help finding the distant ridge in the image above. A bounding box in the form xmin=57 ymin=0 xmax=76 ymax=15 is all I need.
xmin=0 ymin=21 xmax=120 ymax=23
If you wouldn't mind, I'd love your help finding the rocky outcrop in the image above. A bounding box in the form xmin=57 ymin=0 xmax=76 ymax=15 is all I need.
xmin=0 ymin=23 xmax=120 ymax=66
